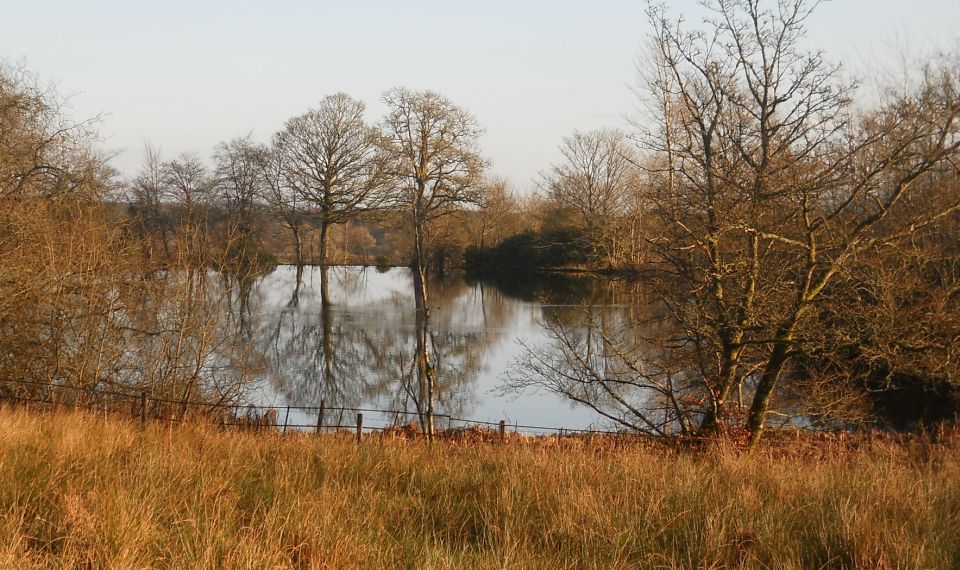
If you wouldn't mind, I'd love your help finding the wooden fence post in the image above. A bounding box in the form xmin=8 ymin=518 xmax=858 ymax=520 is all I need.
xmin=499 ymin=420 xmax=506 ymax=442
xmin=282 ymin=406 xmax=290 ymax=434
xmin=356 ymin=413 xmax=363 ymax=444
xmin=316 ymin=400 xmax=325 ymax=434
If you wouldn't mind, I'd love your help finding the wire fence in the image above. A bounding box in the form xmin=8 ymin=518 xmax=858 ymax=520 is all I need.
xmin=0 ymin=378 xmax=655 ymax=441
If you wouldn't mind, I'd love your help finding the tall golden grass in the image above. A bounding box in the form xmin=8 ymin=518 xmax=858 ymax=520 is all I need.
xmin=0 ymin=407 xmax=956 ymax=569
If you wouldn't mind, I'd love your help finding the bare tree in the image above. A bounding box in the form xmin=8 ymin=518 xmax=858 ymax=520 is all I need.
xmin=0 ymin=63 xmax=260 ymax=412
xmin=158 ymin=152 xmax=216 ymax=267
xmin=468 ymin=176 xmax=522 ymax=251
xmin=127 ymin=143 xmax=171 ymax=260
xmin=161 ymin=152 xmax=211 ymax=220
xmin=0 ymin=62 xmax=107 ymax=201
xmin=514 ymin=1 xmax=960 ymax=445
xmin=274 ymin=94 xmax=386 ymax=305
xmin=214 ymin=136 xmax=264 ymax=267
xmin=378 ymin=87 xmax=486 ymax=437
xmin=638 ymin=0 xmax=960 ymax=444
xmin=255 ymin=144 xmax=308 ymax=266
xmin=541 ymin=128 xmax=640 ymax=265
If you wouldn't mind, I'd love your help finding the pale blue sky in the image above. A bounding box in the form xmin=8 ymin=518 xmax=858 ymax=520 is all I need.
xmin=4 ymin=0 xmax=959 ymax=189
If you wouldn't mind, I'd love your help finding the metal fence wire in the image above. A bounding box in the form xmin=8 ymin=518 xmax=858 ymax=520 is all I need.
xmin=0 ymin=378 xmax=654 ymax=441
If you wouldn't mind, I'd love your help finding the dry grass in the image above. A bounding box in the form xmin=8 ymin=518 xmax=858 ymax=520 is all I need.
xmin=0 ymin=407 xmax=957 ymax=569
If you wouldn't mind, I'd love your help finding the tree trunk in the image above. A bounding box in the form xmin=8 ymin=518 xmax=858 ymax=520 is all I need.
xmin=319 ymin=222 xmax=331 ymax=307
xmin=288 ymin=263 xmax=304 ymax=308
xmin=411 ymin=220 xmax=429 ymax=314
xmin=321 ymin=299 xmax=334 ymax=403
xmin=238 ymin=275 xmax=253 ymax=339
xmin=700 ymin=345 xmax=743 ymax=433
xmin=411 ymin=217 xmax=434 ymax=438
xmin=292 ymin=225 xmax=304 ymax=267
xmin=414 ymin=306 xmax=435 ymax=439
xmin=747 ymin=335 xmax=793 ymax=447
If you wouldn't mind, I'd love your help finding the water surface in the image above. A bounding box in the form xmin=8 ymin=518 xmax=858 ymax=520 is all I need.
xmin=241 ymin=265 xmax=635 ymax=431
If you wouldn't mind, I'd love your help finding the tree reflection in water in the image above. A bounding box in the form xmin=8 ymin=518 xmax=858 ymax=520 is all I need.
xmin=225 ymin=265 xmax=646 ymax=430
xmin=232 ymin=267 xmax=503 ymax=428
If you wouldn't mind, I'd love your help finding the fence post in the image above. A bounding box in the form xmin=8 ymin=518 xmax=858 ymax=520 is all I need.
xmin=499 ymin=420 xmax=506 ymax=442
xmin=356 ymin=413 xmax=363 ymax=444
xmin=282 ymin=406 xmax=290 ymax=434
xmin=316 ymin=400 xmax=325 ymax=434
xmin=139 ymin=392 xmax=147 ymax=426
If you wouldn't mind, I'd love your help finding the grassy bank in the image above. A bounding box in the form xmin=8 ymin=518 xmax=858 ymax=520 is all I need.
xmin=0 ymin=408 xmax=957 ymax=569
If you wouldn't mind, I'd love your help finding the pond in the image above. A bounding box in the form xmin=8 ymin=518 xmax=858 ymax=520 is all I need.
xmin=237 ymin=265 xmax=649 ymax=432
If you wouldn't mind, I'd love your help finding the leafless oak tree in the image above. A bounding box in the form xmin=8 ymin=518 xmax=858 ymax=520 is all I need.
xmin=378 ymin=87 xmax=486 ymax=437
xmin=274 ymin=94 xmax=386 ymax=305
